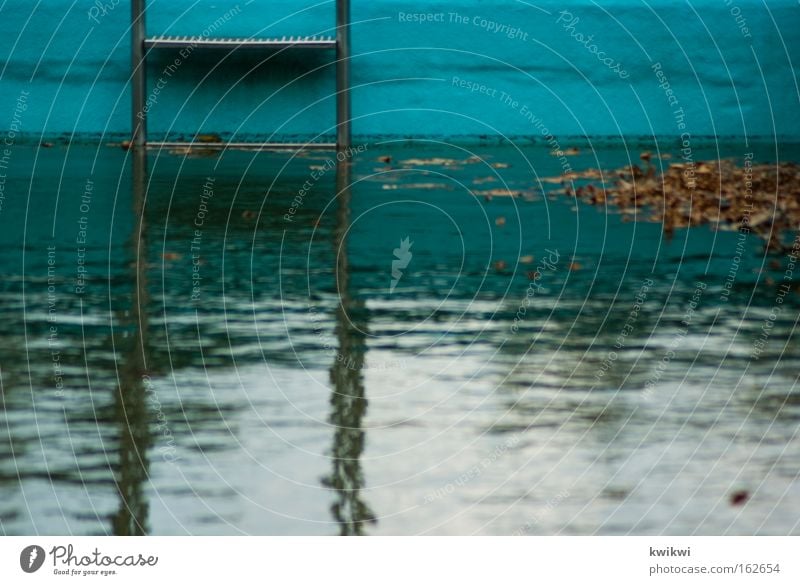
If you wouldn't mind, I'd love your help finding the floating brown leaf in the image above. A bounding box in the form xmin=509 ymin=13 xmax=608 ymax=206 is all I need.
xmin=400 ymin=157 xmax=460 ymax=167
xmin=476 ymin=189 xmax=520 ymax=198
xmin=551 ymin=147 xmax=580 ymax=156
xmin=569 ymin=158 xmax=800 ymax=252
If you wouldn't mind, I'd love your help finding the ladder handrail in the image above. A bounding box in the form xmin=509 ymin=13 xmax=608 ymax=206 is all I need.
xmin=335 ymin=0 xmax=350 ymax=150
xmin=131 ymin=0 xmax=146 ymax=148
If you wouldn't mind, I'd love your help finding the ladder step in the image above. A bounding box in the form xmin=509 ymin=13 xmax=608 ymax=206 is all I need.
xmin=146 ymin=141 xmax=338 ymax=151
xmin=144 ymin=35 xmax=336 ymax=50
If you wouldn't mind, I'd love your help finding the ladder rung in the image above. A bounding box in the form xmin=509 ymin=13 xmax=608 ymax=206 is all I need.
xmin=144 ymin=36 xmax=336 ymax=50
xmin=146 ymin=141 xmax=338 ymax=151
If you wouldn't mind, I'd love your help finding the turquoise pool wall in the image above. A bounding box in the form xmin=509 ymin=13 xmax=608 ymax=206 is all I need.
xmin=0 ymin=0 xmax=798 ymax=142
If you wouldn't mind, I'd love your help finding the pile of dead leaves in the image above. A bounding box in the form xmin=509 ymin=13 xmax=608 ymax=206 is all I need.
xmin=569 ymin=156 xmax=800 ymax=252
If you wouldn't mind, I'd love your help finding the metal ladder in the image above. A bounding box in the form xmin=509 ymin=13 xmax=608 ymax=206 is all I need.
xmin=131 ymin=0 xmax=350 ymax=150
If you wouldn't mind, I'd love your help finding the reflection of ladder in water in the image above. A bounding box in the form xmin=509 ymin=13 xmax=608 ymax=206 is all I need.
xmin=131 ymin=0 xmax=350 ymax=150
